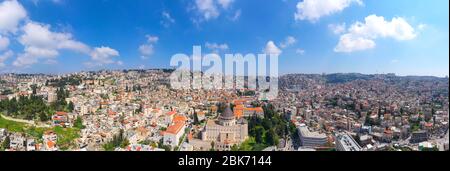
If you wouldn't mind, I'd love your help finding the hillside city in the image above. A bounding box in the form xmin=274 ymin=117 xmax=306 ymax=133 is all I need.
xmin=0 ymin=70 xmax=448 ymax=151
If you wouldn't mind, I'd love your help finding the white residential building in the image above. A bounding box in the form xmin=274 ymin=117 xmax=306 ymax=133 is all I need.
xmin=336 ymin=133 xmax=362 ymax=151
xmin=298 ymin=124 xmax=328 ymax=148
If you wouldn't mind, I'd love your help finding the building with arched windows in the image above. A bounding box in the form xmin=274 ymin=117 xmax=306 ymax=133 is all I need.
xmin=201 ymin=105 xmax=248 ymax=151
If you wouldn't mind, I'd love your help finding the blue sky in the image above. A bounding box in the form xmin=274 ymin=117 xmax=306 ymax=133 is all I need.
xmin=0 ymin=0 xmax=448 ymax=77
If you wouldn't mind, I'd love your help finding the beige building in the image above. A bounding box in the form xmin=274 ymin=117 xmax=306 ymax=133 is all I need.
xmin=201 ymin=105 xmax=248 ymax=151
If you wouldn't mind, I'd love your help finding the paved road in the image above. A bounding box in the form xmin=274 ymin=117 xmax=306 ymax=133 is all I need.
xmin=284 ymin=137 xmax=296 ymax=151
xmin=177 ymin=125 xmax=192 ymax=151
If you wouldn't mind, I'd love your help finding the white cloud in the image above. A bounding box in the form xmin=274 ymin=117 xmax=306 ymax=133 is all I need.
xmin=347 ymin=15 xmax=416 ymax=40
xmin=296 ymin=48 xmax=305 ymax=55
xmin=418 ymin=24 xmax=427 ymax=31
xmin=139 ymin=35 xmax=158 ymax=59
xmin=217 ymin=0 xmax=234 ymax=9
xmin=23 ymin=46 xmax=59 ymax=57
xmin=161 ymin=11 xmax=175 ymax=28
xmin=205 ymin=42 xmax=229 ymax=53
xmin=193 ymin=0 xmax=236 ymax=22
xmin=0 ymin=50 xmax=13 ymax=67
xmin=13 ymin=53 xmax=41 ymax=67
xmin=139 ymin=44 xmax=154 ymax=58
xmin=334 ymin=14 xmax=416 ymax=53
xmin=146 ymin=35 xmax=159 ymax=44
xmin=0 ymin=0 xmax=27 ymax=34
xmin=0 ymin=35 xmax=9 ymax=51
xmin=279 ymin=36 xmax=297 ymax=48
xmin=295 ymin=0 xmax=362 ymax=22
xmin=138 ymin=64 xmax=145 ymax=69
xmin=390 ymin=59 xmax=399 ymax=64
xmin=264 ymin=41 xmax=282 ymax=56
xmin=43 ymin=59 xmax=57 ymax=65
xmin=19 ymin=22 xmax=90 ymax=53
xmin=195 ymin=0 xmax=220 ymax=21
xmin=58 ymin=39 xmax=90 ymax=54
xmin=3 ymin=0 xmax=118 ymax=68
xmin=32 ymin=0 xmax=63 ymax=5
xmin=13 ymin=47 xmax=59 ymax=67
xmin=116 ymin=60 xmax=123 ymax=66
xmin=334 ymin=34 xmax=375 ymax=52
xmin=328 ymin=23 xmax=346 ymax=35
xmin=13 ymin=21 xmax=93 ymax=67
xmin=230 ymin=9 xmax=241 ymax=21
xmin=89 ymin=46 xmax=120 ymax=65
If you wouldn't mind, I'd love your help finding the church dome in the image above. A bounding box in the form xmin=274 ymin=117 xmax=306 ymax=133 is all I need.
xmin=221 ymin=105 xmax=234 ymax=119
xmin=219 ymin=105 xmax=236 ymax=126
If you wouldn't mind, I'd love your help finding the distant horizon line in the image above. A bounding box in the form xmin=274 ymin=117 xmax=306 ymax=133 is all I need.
xmin=1 ymin=68 xmax=448 ymax=79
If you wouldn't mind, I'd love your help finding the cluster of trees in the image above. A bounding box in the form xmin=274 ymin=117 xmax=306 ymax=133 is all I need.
xmin=103 ymin=129 xmax=130 ymax=151
xmin=0 ymin=136 xmax=10 ymax=151
xmin=51 ymin=86 xmax=72 ymax=112
xmin=125 ymin=85 xmax=142 ymax=92
xmin=46 ymin=76 xmax=82 ymax=87
xmin=364 ymin=113 xmax=381 ymax=126
xmin=237 ymin=90 xmax=256 ymax=96
xmin=192 ymin=107 xmax=201 ymax=125
xmin=247 ymin=104 xmax=291 ymax=148
xmin=0 ymin=84 xmax=74 ymax=122
xmin=0 ymin=95 xmax=53 ymax=121
xmin=193 ymin=113 xmax=200 ymax=125
xmin=325 ymin=73 xmax=373 ymax=84
xmin=1 ymin=89 xmax=13 ymax=95
xmin=158 ymin=138 xmax=171 ymax=151
xmin=73 ymin=116 xmax=85 ymax=129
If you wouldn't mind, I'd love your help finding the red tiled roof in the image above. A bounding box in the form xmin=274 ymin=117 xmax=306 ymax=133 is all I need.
xmin=108 ymin=110 xmax=117 ymax=115
xmin=188 ymin=132 xmax=193 ymax=141
xmin=173 ymin=115 xmax=187 ymax=123
xmin=234 ymin=109 xmax=243 ymax=118
xmin=165 ymin=122 xmax=184 ymax=135
xmin=167 ymin=111 xmax=177 ymax=116
xmin=55 ymin=111 xmax=67 ymax=116
xmin=47 ymin=141 xmax=55 ymax=149
xmin=245 ymin=107 xmax=263 ymax=113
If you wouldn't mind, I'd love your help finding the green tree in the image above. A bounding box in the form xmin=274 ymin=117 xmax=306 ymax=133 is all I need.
xmin=210 ymin=141 xmax=215 ymax=151
xmin=31 ymin=84 xmax=38 ymax=95
xmin=255 ymin=126 xmax=265 ymax=144
xmin=0 ymin=94 xmax=52 ymax=121
xmin=231 ymin=144 xmax=239 ymax=151
xmin=2 ymin=136 xmax=10 ymax=150
xmin=158 ymin=138 xmax=171 ymax=151
xmin=68 ymin=102 xmax=74 ymax=112
xmin=39 ymin=112 xmax=49 ymax=122
xmin=74 ymin=116 xmax=85 ymax=129
xmin=193 ymin=112 xmax=199 ymax=125
xmin=120 ymin=139 xmax=130 ymax=148
xmin=102 ymin=129 xmax=127 ymax=150
xmin=265 ymin=129 xmax=278 ymax=146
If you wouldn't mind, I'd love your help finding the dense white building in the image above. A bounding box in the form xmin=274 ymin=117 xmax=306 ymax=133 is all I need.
xmin=298 ymin=124 xmax=328 ymax=148
xmin=336 ymin=133 xmax=362 ymax=151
